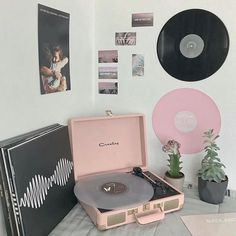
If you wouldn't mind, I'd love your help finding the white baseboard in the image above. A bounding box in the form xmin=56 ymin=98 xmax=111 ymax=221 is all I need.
xmin=225 ymin=189 xmax=236 ymax=198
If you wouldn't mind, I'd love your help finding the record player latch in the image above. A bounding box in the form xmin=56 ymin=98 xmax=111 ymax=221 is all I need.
xmin=105 ymin=110 xmax=113 ymax=117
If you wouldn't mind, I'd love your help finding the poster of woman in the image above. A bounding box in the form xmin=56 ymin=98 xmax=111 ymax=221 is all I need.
xmin=38 ymin=4 xmax=70 ymax=94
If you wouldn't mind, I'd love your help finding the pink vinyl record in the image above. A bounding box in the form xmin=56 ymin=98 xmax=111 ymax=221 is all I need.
xmin=152 ymin=88 xmax=221 ymax=154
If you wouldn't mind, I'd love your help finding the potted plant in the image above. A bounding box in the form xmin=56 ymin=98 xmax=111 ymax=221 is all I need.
xmin=162 ymin=140 xmax=184 ymax=191
xmin=197 ymin=129 xmax=228 ymax=204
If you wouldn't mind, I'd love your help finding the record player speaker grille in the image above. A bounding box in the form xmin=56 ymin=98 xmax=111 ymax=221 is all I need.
xmin=164 ymin=199 xmax=179 ymax=211
xmin=107 ymin=212 xmax=126 ymax=226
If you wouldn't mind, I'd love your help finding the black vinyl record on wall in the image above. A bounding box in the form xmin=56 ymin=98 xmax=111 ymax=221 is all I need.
xmin=157 ymin=9 xmax=229 ymax=82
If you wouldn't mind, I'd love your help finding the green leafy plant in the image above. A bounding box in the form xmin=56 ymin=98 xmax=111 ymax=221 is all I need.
xmin=198 ymin=129 xmax=226 ymax=183
xmin=162 ymin=140 xmax=182 ymax=178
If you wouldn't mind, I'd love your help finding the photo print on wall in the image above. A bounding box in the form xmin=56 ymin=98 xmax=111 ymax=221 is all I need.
xmin=98 ymin=67 xmax=118 ymax=80
xmin=98 ymin=50 xmax=118 ymax=63
xmin=115 ymin=32 xmax=136 ymax=46
xmin=132 ymin=54 xmax=144 ymax=77
xmin=98 ymin=82 xmax=118 ymax=95
xmin=98 ymin=50 xmax=118 ymax=95
xmin=132 ymin=13 xmax=154 ymax=27
xmin=38 ymin=4 xmax=70 ymax=95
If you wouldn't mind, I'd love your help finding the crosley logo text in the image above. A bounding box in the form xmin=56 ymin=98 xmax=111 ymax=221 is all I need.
xmin=99 ymin=142 xmax=119 ymax=147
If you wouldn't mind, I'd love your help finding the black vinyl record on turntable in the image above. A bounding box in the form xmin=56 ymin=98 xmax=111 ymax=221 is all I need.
xmin=157 ymin=9 xmax=229 ymax=81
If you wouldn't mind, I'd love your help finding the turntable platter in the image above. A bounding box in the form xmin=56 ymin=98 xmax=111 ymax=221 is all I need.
xmin=74 ymin=172 xmax=154 ymax=210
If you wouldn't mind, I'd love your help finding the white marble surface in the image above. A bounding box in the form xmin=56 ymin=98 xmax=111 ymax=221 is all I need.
xmin=50 ymin=188 xmax=236 ymax=236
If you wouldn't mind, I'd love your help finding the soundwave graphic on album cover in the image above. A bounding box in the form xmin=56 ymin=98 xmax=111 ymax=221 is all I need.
xmin=19 ymin=158 xmax=73 ymax=209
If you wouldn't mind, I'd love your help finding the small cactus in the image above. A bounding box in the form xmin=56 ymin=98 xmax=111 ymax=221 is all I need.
xmin=162 ymin=140 xmax=182 ymax=178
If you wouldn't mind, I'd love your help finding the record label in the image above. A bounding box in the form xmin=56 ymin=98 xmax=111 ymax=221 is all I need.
xmin=101 ymin=182 xmax=127 ymax=195
xmin=179 ymin=34 xmax=204 ymax=59
xmin=157 ymin=9 xmax=229 ymax=81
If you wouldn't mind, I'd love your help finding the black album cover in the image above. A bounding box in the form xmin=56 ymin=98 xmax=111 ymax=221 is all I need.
xmin=1 ymin=125 xmax=76 ymax=236
xmin=38 ymin=4 xmax=70 ymax=94
xmin=0 ymin=124 xmax=61 ymax=235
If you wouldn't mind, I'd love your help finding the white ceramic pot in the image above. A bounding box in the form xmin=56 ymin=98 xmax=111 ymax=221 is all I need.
xmin=164 ymin=172 xmax=185 ymax=192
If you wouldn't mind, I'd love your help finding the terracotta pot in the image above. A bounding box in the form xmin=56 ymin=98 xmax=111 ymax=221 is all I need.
xmin=164 ymin=172 xmax=185 ymax=192
xmin=198 ymin=176 xmax=228 ymax=204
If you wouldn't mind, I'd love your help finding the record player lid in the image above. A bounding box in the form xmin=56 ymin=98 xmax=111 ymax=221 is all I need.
xmin=69 ymin=114 xmax=147 ymax=181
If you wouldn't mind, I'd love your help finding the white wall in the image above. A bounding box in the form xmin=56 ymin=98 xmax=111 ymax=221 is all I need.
xmin=0 ymin=0 xmax=95 ymax=140
xmin=0 ymin=0 xmax=95 ymax=234
xmin=94 ymin=0 xmax=236 ymax=190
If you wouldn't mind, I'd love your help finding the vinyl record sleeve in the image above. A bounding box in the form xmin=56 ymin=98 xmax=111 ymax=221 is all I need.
xmin=0 ymin=124 xmax=61 ymax=235
xmin=1 ymin=125 xmax=76 ymax=236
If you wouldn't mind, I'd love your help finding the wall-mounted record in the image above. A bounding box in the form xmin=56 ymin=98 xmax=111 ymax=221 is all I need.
xmin=157 ymin=9 xmax=229 ymax=81
xmin=152 ymin=88 xmax=221 ymax=154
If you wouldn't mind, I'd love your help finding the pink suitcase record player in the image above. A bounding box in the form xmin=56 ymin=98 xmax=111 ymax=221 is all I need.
xmin=69 ymin=113 xmax=184 ymax=230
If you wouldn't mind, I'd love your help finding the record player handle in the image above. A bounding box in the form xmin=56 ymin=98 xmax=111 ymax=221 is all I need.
xmin=134 ymin=208 xmax=165 ymax=225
